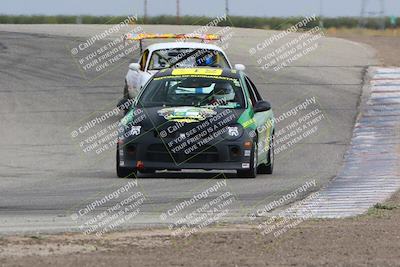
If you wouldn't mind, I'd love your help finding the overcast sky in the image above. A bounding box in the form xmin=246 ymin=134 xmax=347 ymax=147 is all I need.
xmin=2 ymin=0 xmax=400 ymax=17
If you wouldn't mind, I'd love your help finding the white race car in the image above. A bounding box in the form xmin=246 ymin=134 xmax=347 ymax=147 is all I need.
xmin=122 ymin=33 xmax=242 ymax=99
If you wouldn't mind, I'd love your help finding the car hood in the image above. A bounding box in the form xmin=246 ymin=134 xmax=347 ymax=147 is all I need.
xmin=122 ymin=106 xmax=245 ymax=132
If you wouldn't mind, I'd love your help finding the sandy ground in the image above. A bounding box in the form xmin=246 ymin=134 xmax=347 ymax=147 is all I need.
xmin=0 ymin=30 xmax=399 ymax=267
xmin=0 ymin=192 xmax=399 ymax=266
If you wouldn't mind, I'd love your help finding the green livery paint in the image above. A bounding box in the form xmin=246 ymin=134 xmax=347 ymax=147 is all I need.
xmin=120 ymin=109 xmax=134 ymax=127
xmin=237 ymin=107 xmax=256 ymax=129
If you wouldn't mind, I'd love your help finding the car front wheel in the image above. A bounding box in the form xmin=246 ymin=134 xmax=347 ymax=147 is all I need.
xmin=257 ymin=133 xmax=274 ymax=174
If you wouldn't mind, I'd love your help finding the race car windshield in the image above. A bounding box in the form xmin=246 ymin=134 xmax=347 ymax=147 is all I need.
xmin=138 ymin=75 xmax=245 ymax=109
xmin=148 ymin=49 xmax=230 ymax=70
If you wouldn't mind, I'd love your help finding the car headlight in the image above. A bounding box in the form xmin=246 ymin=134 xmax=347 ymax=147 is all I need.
xmin=130 ymin=125 xmax=142 ymax=136
xmin=223 ymin=124 xmax=243 ymax=140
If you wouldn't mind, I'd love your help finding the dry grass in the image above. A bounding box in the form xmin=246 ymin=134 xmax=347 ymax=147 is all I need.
xmin=325 ymin=27 xmax=400 ymax=37
xmin=325 ymin=27 xmax=400 ymax=66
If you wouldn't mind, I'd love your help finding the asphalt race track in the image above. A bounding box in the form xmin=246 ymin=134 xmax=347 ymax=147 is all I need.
xmin=0 ymin=25 xmax=377 ymax=234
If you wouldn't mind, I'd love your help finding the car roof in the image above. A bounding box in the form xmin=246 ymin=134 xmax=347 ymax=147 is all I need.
xmin=153 ymin=67 xmax=241 ymax=79
xmin=145 ymin=42 xmax=225 ymax=53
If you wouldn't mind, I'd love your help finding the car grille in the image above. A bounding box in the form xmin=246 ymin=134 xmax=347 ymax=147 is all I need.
xmin=147 ymin=144 xmax=218 ymax=163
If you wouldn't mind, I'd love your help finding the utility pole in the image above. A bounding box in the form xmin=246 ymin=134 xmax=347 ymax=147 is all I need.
xmin=144 ymin=0 xmax=148 ymax=24
xmin=359 ymin=0 xmax=366 ymax=27
xmin=176 ymin=0 xmax=180 ymax=25
xmin=359 ymin=0 xmax=386 ymax=29
xmin=319 ymin=0 xmax=324 ymax=28
xmin=379 ymin=0 xmax=386 ymax=29
xmin=225 ymin=0 xmax=229 ymax=16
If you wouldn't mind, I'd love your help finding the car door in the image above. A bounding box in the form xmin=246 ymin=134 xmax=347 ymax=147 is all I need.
xmin=244 ymin=76 xmax=274 ymax=161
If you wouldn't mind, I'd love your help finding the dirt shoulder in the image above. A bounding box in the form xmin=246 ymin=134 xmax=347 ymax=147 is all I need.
xmin=0 ymin=192 xmax=399 ymax=267
xmin=326 ymin=28 xmax=400 ymax=66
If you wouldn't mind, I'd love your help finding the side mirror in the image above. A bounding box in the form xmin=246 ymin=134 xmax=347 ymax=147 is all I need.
xmin=254 ymin=100 xmax=271 ymax=113
xmin=234 ymin=64 xmax=246 ymax=71
xmin=129 ymin=63 xmax=141 ymax=71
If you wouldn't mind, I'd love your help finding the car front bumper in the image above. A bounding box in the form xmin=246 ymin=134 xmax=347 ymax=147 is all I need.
xmin=118 ymin=131 xmax=254 ymax=171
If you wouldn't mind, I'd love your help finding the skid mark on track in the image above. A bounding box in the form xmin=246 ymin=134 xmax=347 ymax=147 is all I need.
xmin=287 ymin=67 xmax=400 ymax=218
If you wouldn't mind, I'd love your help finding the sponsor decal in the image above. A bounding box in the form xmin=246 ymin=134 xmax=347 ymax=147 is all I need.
xmin=157 ymin=106 xmax=217 ymax=123
xmin=227 ymin=126 xmax=239 ymax=136
xmin=242 ymin=118 xmax=256 ymax=128
xmin=172 ymin=68 xmax=223 ymax=76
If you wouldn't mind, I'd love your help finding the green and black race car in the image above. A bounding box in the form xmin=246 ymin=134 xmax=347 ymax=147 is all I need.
xmin=116 ymin=67 xmax=275 ymax=178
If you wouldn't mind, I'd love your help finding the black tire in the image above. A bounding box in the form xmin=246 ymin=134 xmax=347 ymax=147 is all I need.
xmin=116 ymin=145 xmax=137 ymax=178
xmin=258 ymin=133 xmax=274 ymax=174
xmin=237 ymin=141 xmax=257 ymax=178
xmin=123 ymin=80 xmax=129 ymax=99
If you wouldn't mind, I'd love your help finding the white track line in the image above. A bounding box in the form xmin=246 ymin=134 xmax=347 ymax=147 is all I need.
xmin=286 ymin=67 xmax=400 ymax=218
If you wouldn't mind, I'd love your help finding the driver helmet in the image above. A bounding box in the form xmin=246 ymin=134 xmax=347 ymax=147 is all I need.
xmin=196 ymin=53 xmax=216 ymax=66
xmin=213 ymin=82 xmax=235 ymax=102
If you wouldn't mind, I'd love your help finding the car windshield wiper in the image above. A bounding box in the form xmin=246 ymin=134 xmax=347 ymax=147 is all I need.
xmin=167 ymin=49 xmax=201 ymax=68
xmin=167 ymin=104 xmax=194 ymax=107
